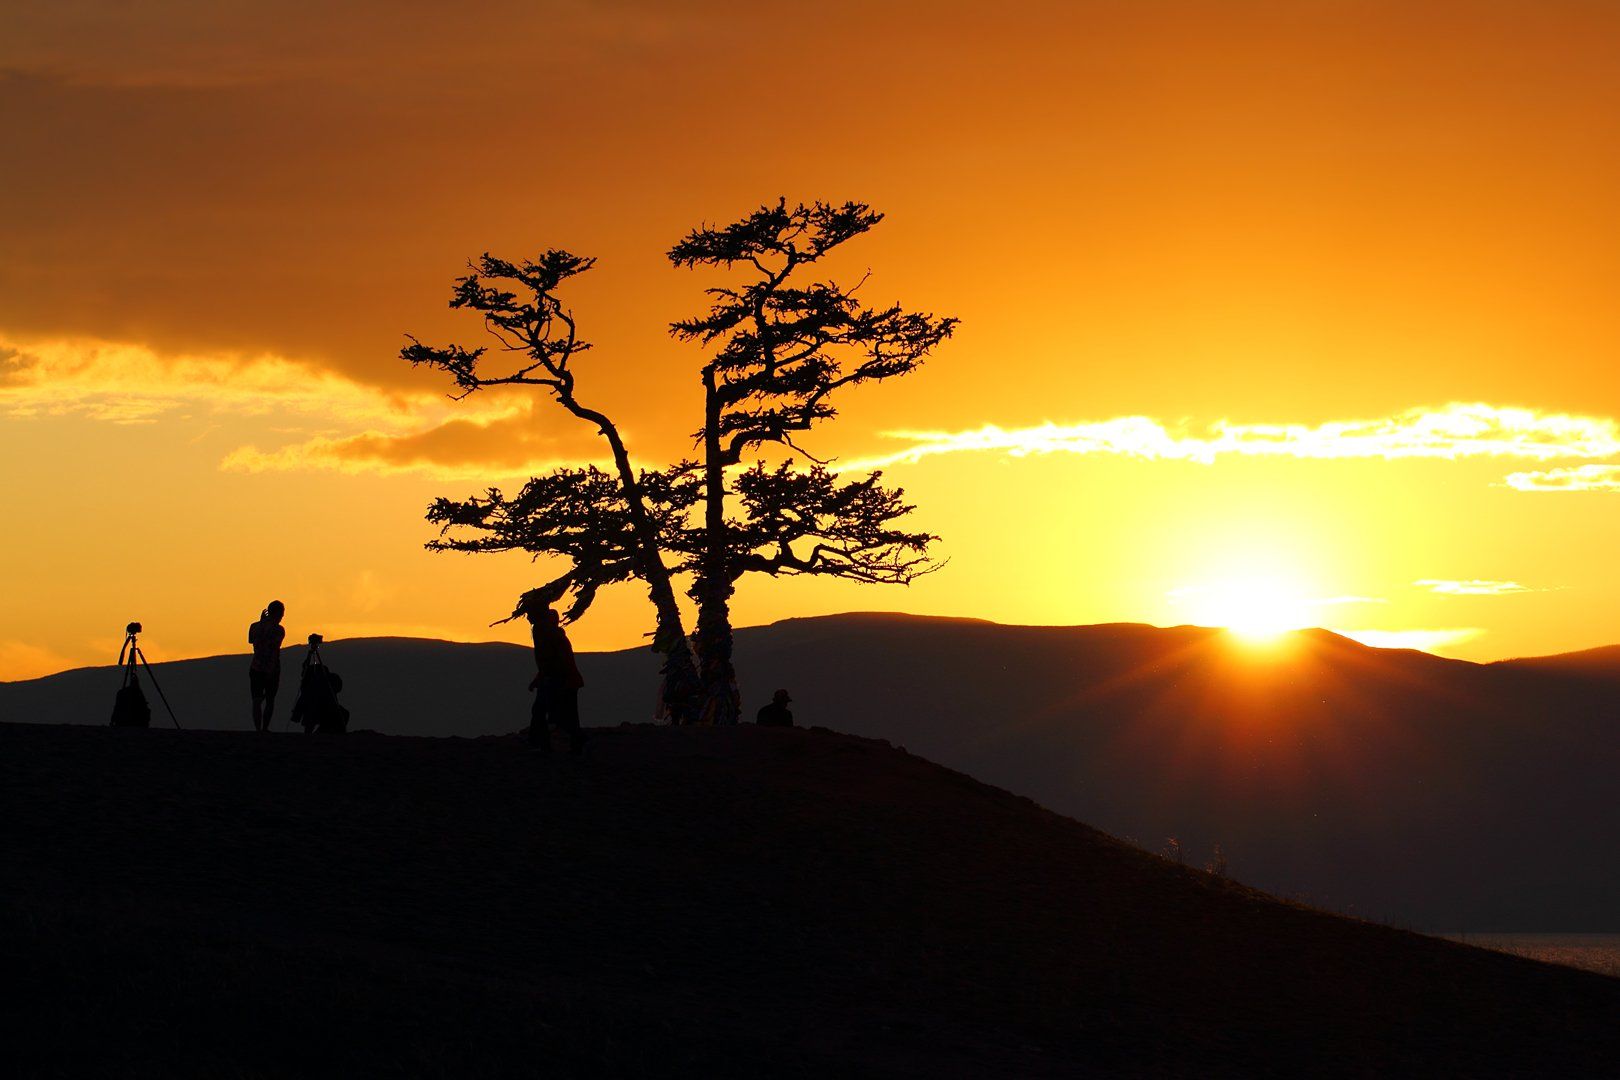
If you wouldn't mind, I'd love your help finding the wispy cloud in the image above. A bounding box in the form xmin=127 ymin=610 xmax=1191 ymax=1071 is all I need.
xmin=220 ymin=402 xmax=609 ymax=480
xmin=1337 ymin=627 xmax=1484 ymax=653
xmin=21 ymin=341 xmax=1620 ymax=493
xmin=0 ymin=334 xmax=596 ymax=480
xmin=0 ymin=335 xmax=420 ymax=425
xmin=849 ymin=404 xmax=1620 ymax=483
xmin=1503 ymin=464 xmax=1620 ymax=492
xmin=1414 ymin=579 xmax=1544 ymax=596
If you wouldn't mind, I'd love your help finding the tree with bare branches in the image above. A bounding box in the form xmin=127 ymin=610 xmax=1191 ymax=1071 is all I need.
xmin=406 ymin=202 xmax=956 ymax=723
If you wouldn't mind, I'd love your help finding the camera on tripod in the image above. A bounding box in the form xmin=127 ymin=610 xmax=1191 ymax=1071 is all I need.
xmin=290 ymin=631 xmax=349 ymax=734
xmin=111 ymin=619 xmax=179 ymax=729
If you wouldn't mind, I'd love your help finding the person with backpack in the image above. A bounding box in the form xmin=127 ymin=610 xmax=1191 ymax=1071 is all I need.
xmin=247 ymin=601 xmax=286 ymax=732
xmin=527 ymin=604 xmax=585 ymax=754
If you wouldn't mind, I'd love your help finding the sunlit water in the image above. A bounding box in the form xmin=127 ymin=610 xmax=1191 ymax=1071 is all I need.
xmin=1445 ymin=934 xmax=1620 ymax=978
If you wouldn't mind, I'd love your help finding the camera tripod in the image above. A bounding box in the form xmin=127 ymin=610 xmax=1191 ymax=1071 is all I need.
xmin=288 ymin=633 xmax=345 ymax=734
xmin=117 ymin=622 xmax=182 ymax=729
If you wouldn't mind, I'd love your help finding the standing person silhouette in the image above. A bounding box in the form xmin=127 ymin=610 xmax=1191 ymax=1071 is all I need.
xmin=248 ymin=601 xmax=286 ymax=732
xmin=527 ymin=604 xmax=585 ymax=754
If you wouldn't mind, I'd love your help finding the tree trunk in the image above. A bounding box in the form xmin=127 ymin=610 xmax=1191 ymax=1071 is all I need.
xmin=565 ymin=398 xmax=698 ymax=705
xmin=693 ymin=366 xmax=740 ymax=724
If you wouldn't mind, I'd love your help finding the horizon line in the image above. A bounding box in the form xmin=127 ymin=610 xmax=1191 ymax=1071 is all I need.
xmin=4 ymin=611 xmax=1609 ymax=683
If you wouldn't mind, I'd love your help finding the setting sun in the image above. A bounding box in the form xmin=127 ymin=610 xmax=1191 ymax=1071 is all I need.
xmin=1169 ymin=575 xmax=1318 ymax=642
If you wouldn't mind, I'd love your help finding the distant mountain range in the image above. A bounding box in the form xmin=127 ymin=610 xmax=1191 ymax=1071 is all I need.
xmin=6 ymin=612 xmax=1618 ymax=930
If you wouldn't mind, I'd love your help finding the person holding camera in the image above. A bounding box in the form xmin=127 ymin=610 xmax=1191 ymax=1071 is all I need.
xmin=247 ymin=600 xmax=286 ymax=732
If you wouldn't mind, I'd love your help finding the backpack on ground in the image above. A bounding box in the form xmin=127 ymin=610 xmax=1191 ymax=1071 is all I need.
xmin=110 ymin=681 xmax=151 ymax=728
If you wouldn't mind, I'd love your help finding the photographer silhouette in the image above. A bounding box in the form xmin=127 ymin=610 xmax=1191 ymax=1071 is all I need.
xmin=289 ymin=633 xmax=350 ymax=734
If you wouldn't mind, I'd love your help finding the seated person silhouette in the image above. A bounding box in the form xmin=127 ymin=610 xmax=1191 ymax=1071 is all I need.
xmin=247 ymin=601 xmax=286 ymax=732
xmin=527 ymin=604 xmax=585 ymax=754
xmin=756 ymin=688 xmax=794 ymax=727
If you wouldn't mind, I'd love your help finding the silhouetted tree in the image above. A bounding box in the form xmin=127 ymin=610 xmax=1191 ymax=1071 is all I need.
xmin=425 ymin=463 xmax=701 ymax=624
xmin=668 ymin=200 xmax=957 ymax=720
xmin=402 ymin=254 xmax=700 ymax=682
xmin=409 ymin=203 xmax=955 ymax=722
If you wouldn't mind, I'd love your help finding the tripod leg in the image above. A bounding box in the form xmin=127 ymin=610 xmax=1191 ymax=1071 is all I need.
xmin=118 ymin=636 xmax=138 ymax=690
xmin=137 ymin=648 xmax=183 ymax=730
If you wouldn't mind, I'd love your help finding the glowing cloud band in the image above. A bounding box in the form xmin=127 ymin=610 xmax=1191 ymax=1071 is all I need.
xmin=851 ymin=404 xmax=1620 ymax=473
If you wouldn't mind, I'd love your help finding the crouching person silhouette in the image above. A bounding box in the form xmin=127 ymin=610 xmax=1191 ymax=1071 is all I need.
xmin=289 ymin=633 xmax=350 ymax=734
xmin=527 ymin=603 xmax=585 ymax=754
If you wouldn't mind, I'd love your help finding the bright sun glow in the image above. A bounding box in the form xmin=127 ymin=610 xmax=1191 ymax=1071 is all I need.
xmin=1169 ymin=575 xmax=1319 ymax=642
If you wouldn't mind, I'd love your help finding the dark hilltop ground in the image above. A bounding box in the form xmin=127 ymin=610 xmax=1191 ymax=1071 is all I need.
xmin=3 ymin=722 xmax=1617 ymax=1078
xmin=11 ymin=613 xmax=1620 ymax=930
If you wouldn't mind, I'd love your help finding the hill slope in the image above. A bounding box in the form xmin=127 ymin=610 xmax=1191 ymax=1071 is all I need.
xmin=3 ymin=721 xmax=1615 ymax=1078
xmin=7 ymin=613 xmax=1620 ymax=929
xmin=720 ymin=616 xmax=1620 ymax=930
xmin=1492 ymin=642 xmax=1620 ymax=680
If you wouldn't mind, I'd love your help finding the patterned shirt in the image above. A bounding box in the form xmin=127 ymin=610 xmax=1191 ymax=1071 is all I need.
xmin=248 ymin=620 xmax=285 ymax=672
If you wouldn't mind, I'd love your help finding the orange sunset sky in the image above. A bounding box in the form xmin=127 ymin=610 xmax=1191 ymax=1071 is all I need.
xmin=5 ymin=1 xmax=1620 ymax=679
